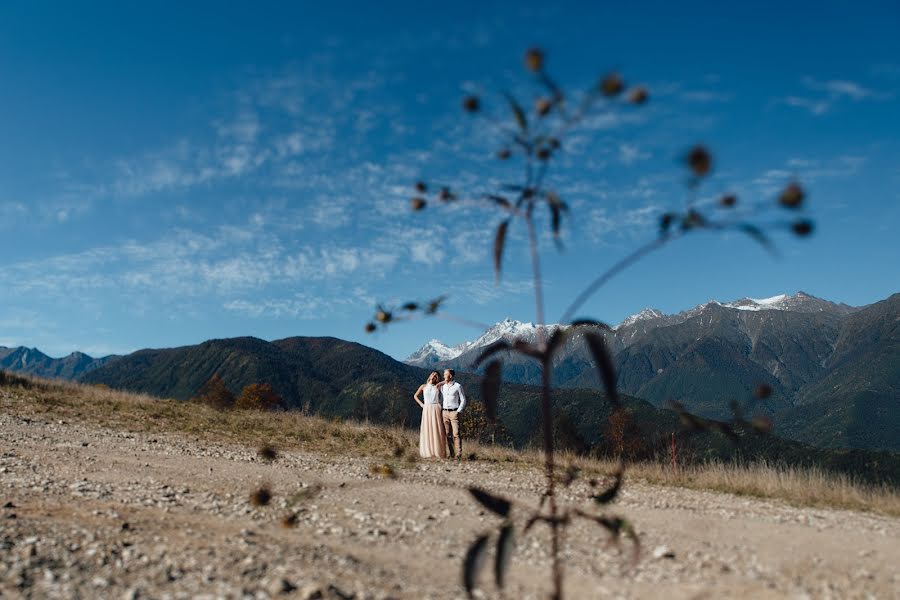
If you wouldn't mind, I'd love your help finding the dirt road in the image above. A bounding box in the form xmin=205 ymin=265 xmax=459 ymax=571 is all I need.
xmin=1 ymin=412 xmax=897 ymax=599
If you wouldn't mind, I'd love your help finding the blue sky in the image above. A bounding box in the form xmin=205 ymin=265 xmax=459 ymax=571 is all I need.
xmin=1 ymin=1 xmax=898 ymax=360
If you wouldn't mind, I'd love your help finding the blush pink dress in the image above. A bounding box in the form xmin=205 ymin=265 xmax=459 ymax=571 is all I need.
xmin=419 ymin=384 xmax=448 ymax=458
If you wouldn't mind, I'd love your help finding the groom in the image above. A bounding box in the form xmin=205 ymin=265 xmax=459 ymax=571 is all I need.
xmin=440 ymin=369 xmax=467 ymax=459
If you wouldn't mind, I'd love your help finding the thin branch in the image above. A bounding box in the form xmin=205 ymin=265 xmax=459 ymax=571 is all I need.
xmin=526 ymin=216 xmax=547 ymax=332
xmin=433 ymin=313 xmax=496 ymax=332
xmin=400 ymin=311 xmax=494 ymax=332
xmin=559 ymin=234 xmax=675 ymax=324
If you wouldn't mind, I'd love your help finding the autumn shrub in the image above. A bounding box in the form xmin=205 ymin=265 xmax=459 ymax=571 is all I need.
xmin=191 ymin=374 xmax=235 ymax=410
xmin=235 ymin=382 xmax=283 ymax=411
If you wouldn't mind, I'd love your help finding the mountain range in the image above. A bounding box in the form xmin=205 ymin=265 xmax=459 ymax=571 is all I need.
xmin=406 ymin=292 xmax=899 ymax=452
xmin=0 ymin=330 xmax=894 ymax=486
xmin=0 ymin=346 xmax=118 ymax=380
xmin=2 ymin=291 xmax=896 ymax=455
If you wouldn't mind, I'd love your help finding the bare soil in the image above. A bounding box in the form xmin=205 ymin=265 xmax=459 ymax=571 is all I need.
xmin=1 ymin=412 xmax=898 ymax=599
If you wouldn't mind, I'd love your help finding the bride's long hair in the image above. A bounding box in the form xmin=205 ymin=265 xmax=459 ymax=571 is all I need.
xmin=426 ymin=371 xmax=440 ymax=385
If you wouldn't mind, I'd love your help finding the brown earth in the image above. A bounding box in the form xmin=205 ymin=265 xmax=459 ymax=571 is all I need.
xmin=1 ymin=412 xmax=898 ymax=599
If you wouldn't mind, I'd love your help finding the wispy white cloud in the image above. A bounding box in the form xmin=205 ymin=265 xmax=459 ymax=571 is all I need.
xmin=456 ymin=278 xmax=534 ymax=305
xmin=224 ymin=294 xmax=338 ymax=318
xmin=0 ymin=222 xmax=403 ymax=311
xmin=748 ymin=154 xmax=867 ymax=198
xmin=777 ymin=77 xmax=891 ymax=116
xmin=679 ymin=90 xmax=733 ymax=103
xmin=586 ymin=204 xmax=662 ymax=242
xmin=619 ymin=143 xmax=651 ymax=165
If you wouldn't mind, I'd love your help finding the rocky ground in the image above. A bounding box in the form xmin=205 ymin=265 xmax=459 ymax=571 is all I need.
xmin=1 ymin=412 xmax=898 ymax=599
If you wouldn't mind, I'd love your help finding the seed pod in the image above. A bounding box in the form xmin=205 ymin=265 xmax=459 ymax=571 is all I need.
xmin=462 ymin=96 xmax=480 ymax=113
xmin=525 ymin=48 xmax=544 ymax=72
xmin=600 ymin=73 xmax=625 ymax=97
xmin=535 ymin=97 xmax=552 ymax=116
xmin=628 ymin=86 xmax=649 ymax=104
xmin=364 ymin=323 xmax=377 ymax=333
xmin=791 ymin=219 xmax=814 ymax=236
xmin=410 ymin=197 xmax=426 ymax=211
xmin=497 ymin=148 xmax=511 ymax=160
xmin=536 ymin=147 xmax=551 ymax=161
xmin=719 ymin=194 xmax=737 ymax=207
xmin=375 ymin=310 xmax=392 ymax=324
xmin=779 ymin=182 xmax=805 ymax=209
xmin=687 ymin=145 xmax=712 ymax=177
xmin=415 ymin=181 xmax=427 ymax=193
xmin=754 ymin=383 xmax=773 ymax=399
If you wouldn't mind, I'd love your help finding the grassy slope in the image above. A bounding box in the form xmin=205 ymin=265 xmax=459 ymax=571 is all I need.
xmin=1 ymin=371 xmax=899 ymax=517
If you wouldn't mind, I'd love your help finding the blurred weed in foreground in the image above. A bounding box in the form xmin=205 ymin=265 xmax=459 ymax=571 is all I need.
xmin=368 ymin=47 xmax=813 ymax=599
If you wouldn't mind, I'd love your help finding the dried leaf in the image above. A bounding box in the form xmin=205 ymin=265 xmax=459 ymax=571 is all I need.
xmin=750 ymin=414 xmax=773 ymax=433
xmin=369 ymin=463 xmax=397 ymax=478
xmin=487 ymin=194 xmax=511 ymax=208
xmin=671 ymin=401 xmax=707 ymax=431
xmin=545 ymin=328 xmax=569 ymax=361
xmin=592 ymin=465 xmax=624 ymax=505
xmin=494 ymin=524 xmax=515 ymax=588
xmin=425 ymin=295 xmax=447 ymax=314
xmin=753 ymin=383 xmax=773 ymax=400
xmin=481 ymin=361 xmax=502 ymax=424
xmin=736 ymin=223 xmax=776 ymax=256
xmin=250 ymin=486 xmax=272 ymax=507
xmin=410 ymin=197 xmax=426 ymax=211
xmin=257 ymin=444 xmax=278 ymax=461
xmin=570 ymin=319 xmax=613 ymax=331
xmin=439 ymin=187 xmax=456 ymax=202
xmin=681 ymin=210 xmax=707 ymax=230
xmin=504 ymin=93 xmax=528 ymax=131
xmin=474 ymin=340 xmax=511 ymax=368
xmin=546 ymin=191 xmax=566 ymax=239
xmin=463 ymin=534 xmax=490 ymax=598
xmin=562 ymin=464 xmax=580 ymax=487
xmin=584 ymin=332 xmax=620 ymax=409
xmin=280 ymin=512 xmax=298 ymax=528
xmin=719 ymin=194 xmax=737 ymax=208
xmin=550 ymin=203 xmax=561 ymax=238
xmin=493 ymin=219 xmax=510 ymax=280
xmin=468 ymin=487 xmax=512 ymax=517
xmin=659 ymin=212 xmax=676 ymax=236
xmin=589 ymin=516 xmax=640 ymax=565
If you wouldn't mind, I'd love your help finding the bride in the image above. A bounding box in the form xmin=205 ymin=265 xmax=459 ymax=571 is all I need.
xmin=413 ymin=371 xmax=448 ymax=458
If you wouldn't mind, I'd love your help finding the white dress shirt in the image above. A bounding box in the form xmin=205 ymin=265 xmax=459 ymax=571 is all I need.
xmin=440 ymin=381 xmax=467 ymax=412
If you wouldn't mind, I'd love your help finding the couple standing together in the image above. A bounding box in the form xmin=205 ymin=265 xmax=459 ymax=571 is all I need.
xmin=413 ymin=369 xmax=467 ymax=459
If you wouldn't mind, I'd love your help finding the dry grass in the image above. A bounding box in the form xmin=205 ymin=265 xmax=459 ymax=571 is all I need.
xmin=2 ymin=372 xmax=898 ymax=516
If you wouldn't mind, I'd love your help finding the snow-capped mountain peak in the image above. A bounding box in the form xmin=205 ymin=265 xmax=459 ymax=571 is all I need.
xmin=615 ymin=308 xmax=665 ymax=330
xmin=404 ymin=339 xmax=463 ymax=367
xmin=723 ymin=294 xmax=790 ymax=311
xmin=404 ymin=318 xmax=563 ymax=367
xmin=404 ymin=292 xmax=857 ymax=367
